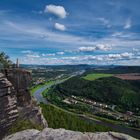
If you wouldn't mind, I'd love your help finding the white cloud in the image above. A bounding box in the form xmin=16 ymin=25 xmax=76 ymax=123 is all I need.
xmin=21 ymin=50 xmax=32 ymax=54
xmin=96 ymin=44 xmax=112 ymax=51
xmin=42 ymin=53 xmax=56 ymax=57
xmin=97 ymin=18 xmax=111 ymax=28
xmin=124 ymin=18 xmax=131 ymax=29
xmin=121 ymin=52 xmax=133 ymax=58
xmin=79 ymin=47 xmax=96 ymax=52
xmin=108 ymin=52 xmax=133 ymax=60
xmin=2 ymin=20 xmax=140 ymax=52
xmin=54 ymin=23 xmax=66 ymax=31
xmin=21 ymin=51 xmax=140 ymax=65
xmin=45 ymin=5 xmax=67 ymax=19
xmin=78 ymin=44 xmax=112 ymax=52
xmin=112 ymin=32 xmax=123 ymax=37
xmin=26 ymin=54 xmax=40 ymax=58
xmin=22 ymin=50 xmax=40 ymax=58
xmin=57 ymin=52 xmax=65 ymax=55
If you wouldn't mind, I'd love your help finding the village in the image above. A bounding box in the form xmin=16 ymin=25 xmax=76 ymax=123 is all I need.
xmin=63 ymin=95 xmax=140 ymax=128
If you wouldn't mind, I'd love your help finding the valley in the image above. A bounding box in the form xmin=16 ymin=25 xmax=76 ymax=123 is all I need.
xmin=30 ymin=65 xmax=140 ymax=139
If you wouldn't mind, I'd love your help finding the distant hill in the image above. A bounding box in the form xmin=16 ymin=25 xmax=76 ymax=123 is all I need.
xmin=84 ymin=66 xmax=140 ymax=74
xmin=52 ymin=76 xmax=140 ymax=114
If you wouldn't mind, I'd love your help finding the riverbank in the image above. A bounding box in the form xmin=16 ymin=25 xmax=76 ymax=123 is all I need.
xmin=32 ymin=82 xmax=140 ymax=139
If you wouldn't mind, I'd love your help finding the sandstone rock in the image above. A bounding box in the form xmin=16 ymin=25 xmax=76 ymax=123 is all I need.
xmin=0 ymin=73 xmax=18 ymax=138
xmin=3 ymin=69 xmax=32 ymax=107
xmin=0 ymin=70 xmax=47 ymax=138
xmin=19 ymin=105 xmax=48 ymax=128
xmin=3 ymin=129 xmax=40 ymax=140
xmin=3 ymin=128 xmax=138 ymax=140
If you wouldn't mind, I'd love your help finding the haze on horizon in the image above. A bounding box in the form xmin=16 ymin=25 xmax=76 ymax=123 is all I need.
xmin=0 ymin=0 xmax=140 ymax=65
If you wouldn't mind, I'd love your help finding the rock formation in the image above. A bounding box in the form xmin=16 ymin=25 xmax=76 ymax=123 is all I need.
xmin=0 ymin=73 xmax=18 ymax=137
xmin=3 ymin=69 xmax=32 ymax=107
xmin=0 ymin=69 xmax=47 ymax=139
xmin=3 ymin=128 xmax=138 ymax=140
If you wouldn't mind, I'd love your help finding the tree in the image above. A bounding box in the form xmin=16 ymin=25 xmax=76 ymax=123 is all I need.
xmin=0 ymin=52 xmax=12 ymax=68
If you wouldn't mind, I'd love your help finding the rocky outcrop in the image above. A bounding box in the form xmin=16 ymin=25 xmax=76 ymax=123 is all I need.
xmin=4 ymin=69 xmax=47 ymax=127
xmin=3 ymin=128 xmax=138 ymax=140
xmin=18 ymin=102 xmax=47 ymax=128
xmin=3 ymin=69 xmax=32 ymax=107
xmin=0 ymin=73 xmax=18 ymax=137
xmin=0 ymin=69 xmax=47 ymax=138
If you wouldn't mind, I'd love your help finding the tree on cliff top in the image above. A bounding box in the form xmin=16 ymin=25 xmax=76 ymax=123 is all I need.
xmin=0 ymin=52 xmax=12 ymax=68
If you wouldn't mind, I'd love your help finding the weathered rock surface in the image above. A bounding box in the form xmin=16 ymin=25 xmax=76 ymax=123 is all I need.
xmin=0 ymin=69 xmax=47 ymax=138
xmin=3 ymin=128 xmax=138 ymax=140
xmin=18 ymin=103 xmax=47 ymax=127
xmin=3 ymin=69 xmax=32 ymax=107
xmin=0 ymin=73 xmax=18 ymax=137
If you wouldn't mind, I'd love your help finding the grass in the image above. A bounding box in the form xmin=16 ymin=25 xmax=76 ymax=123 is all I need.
xmin=30 ymin=84 xmax=45 ymax=95
xmin=8 ymin=119 xmax=43 ymax=135
xmin=32 ymin=77 xmax=71 ymax=97
xmin=42 ymin=88 xmax=49 ymax=97
xmin=30 ymin=81 xmax=55 ymax=96
xmin=83 ymin=73 xmax=113 ymax=81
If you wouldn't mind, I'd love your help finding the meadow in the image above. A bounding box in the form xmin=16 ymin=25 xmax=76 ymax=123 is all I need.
xmin=83 ymin=73 xmax=113 ymax=81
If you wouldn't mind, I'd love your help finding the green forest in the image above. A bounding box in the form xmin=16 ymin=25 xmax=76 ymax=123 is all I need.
xmin=50 ymin=76 xmax=140 ymax=114
xmin=40 ymin=103 xmax=111 ymax=132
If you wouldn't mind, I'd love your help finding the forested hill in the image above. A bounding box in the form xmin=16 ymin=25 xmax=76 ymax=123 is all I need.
xmin=53 ymin=76 xmax=140 ymax=113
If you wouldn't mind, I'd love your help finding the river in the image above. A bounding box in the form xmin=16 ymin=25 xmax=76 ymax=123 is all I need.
xmin=34 ymin=82 xmax=140 ymax=139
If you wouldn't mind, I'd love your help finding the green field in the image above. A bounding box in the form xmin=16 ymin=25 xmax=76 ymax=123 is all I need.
xmin=30 ymin=81 xmax=55 ymax=95
xmin=30 ymin=77 xmax=70 ymax=96
xmin=83 ymin=73 xmax=113 ymax=81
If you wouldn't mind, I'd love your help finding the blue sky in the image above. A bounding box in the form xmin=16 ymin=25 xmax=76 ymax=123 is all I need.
xmin=0 ymin=0 xmax=140 ymax=65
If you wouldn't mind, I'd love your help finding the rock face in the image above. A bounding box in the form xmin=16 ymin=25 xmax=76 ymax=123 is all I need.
xmin=3 ymin=128 xmax=138 ymax=140
xmin=3 ymin=69 xmax=32 ymax=107
xmin=0 ymin=73 xmax=18 ymax=137
xmin=0 ymin=69 xmax=47 ymax=138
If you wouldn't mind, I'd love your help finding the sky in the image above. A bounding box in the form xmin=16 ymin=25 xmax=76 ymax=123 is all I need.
xmin=0 ymin=0 xmax=140 ymax=65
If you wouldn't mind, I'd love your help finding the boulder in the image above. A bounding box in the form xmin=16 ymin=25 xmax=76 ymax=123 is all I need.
xmin=3 ymin=128 xmax=138 ymax=140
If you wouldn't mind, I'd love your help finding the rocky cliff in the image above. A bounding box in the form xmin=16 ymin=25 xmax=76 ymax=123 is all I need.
xmin=3 ymin=69 xmax=32 ymax=107
xmin=0 ymin=73 xmax=18 ymax=137
xmin=0 ymin=69 xmax=47 ymax=139
xmin=3 ymin=128 xmax=137 ymax=140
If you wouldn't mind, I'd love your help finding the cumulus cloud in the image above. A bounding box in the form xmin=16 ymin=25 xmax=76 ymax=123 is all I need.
xmin=78 ymin=44 xmax=112 ymax=52
xmin=54 ymin=23 xmax=66 ymax=31
xmin=44 ymin=5 xmax=67 ymax=18
xmin=124 ymin=18 xmax=131 ymax=29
